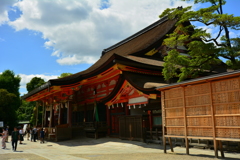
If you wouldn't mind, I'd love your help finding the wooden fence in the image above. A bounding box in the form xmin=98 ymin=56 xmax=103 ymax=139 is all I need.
xmin=119 ymin=115 xmax=145 ymax=141
xmin=160 ymin=76 xmax=240 ymax=158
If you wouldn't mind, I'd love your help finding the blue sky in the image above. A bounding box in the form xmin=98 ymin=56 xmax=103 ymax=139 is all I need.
xmin=0 ymin=0 xmax=239 ymax=95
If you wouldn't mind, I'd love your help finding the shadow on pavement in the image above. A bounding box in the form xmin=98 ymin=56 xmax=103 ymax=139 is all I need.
xmin=48 ymin=137 xmax=163 ymax=150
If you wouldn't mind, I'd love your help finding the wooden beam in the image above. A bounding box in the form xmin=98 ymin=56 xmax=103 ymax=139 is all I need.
xmin=161 ymin=91 xmax=167 ymax=153
xmin=36 ymin=102 xmax=39 ymax=126
xmin=218 ymin=140 xmax=225 ymax=158
xmin=168 ymin=137 xmax=174 ymax=152
xmin=208 ymin=82 xmax=218 ymax=158
xmin=182 ymin=87 xmax=189 ymax=155
xmin=42 ymin=102 xmax=44 ymax=128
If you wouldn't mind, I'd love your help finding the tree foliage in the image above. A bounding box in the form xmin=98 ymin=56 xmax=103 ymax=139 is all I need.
xmin=159 ymin=0 xmax=240 ymax=82
xmin=0 ymin=89 xmax=17 ymax=127
xmin=26 ymin=77 xmax=45 ymax=92
xmin=16 ymin=100 xmax=35 ymax=122
xmin=58 ymin=72 xmax=73 ymax=78
xmin=0 ymin=70 xmax=21 ymax=127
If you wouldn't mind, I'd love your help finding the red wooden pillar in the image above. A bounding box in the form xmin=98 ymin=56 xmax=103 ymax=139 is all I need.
xmin=68 ymin=102 xmax=72 ymax=127
xmin=84 ymin=103 xmax=87 ymax=122
xmin=125 ymin=103 xmax=129 ymax=115
xmin=106 ymin=105 xmax=110 ymax=135
xmin=148 ymin=110 xmax=153 ymax=131
xmin=51 ymin=106 xmax=55 ymax=127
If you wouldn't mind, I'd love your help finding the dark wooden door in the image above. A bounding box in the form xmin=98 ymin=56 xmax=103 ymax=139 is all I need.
xmin=110 ymin=107 xmax=125 ymax=135
xmin=119 ymin=115 xmax=143 ymax=141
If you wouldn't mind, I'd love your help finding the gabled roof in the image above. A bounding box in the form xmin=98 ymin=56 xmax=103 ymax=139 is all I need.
xmin=49 ymin=17 xmax=176 ymax=84
xmin=100 ymin=71 xmax=163 ymax=104
xmin=22 ymin=17 xmax=178 ymax=100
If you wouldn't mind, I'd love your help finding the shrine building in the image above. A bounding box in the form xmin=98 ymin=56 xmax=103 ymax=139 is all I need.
xmin=22 ymin=16 xmax=223 ymax=142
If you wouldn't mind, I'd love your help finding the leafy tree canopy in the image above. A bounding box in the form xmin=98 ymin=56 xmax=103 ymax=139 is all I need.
xmin=58 ymin=72 xmax=73 ymax=78
xmin=26 ymin=77 xmax=45 ymax=92
xmin=0 ymin=89 xmax=18 ymax=127
xmin=159 ymin=0 xmax=240 ymax=82
xmin=0 ymin=70 xmax=21 ymax=127
xmin=16 ymin=100 xmax=35 ymax=122
xmin=0 ymin=70 xmax=21 ymax=97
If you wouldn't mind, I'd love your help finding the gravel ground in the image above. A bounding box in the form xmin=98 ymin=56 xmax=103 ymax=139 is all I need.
xmin=70 ymin=153 xmax=237 ymax=160
xmin=1 ymin=137 xmax=239 ymax=160
xmin=1 ymin=153 xmax=47 ymax=160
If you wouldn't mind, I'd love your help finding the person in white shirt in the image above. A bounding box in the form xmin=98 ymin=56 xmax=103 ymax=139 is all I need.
xmin=19 ymin=128 xmax=24 ymax=144
xmin=0 ymin=127 xmax=7 ymax=149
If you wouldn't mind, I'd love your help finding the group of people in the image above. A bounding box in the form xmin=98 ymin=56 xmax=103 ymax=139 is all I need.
xmin=1 ymin=126 xmax=46 ymax=151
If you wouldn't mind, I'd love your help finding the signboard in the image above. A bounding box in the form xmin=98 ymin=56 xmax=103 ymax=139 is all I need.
xmin=0 ymin=121 xmax=4 ymax=127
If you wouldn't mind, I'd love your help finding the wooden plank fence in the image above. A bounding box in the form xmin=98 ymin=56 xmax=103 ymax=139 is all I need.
xmin=159 ymin=76 xmax=240 ymax=158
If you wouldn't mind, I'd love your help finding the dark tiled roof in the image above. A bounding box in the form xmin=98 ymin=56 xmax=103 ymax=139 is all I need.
xmin=50 ymin=18 xmax=177 ymax=84
xmin=22 ymin=17 xmax=177 ymax=99
xmin=125 ymin=56 xmax=164 ymax=67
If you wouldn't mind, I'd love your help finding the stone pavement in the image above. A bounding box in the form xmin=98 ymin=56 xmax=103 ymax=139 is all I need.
xmin=0 ymin=137 xmax=239 ymax=160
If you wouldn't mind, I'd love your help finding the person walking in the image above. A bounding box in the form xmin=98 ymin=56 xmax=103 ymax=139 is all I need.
xmin=0 ymin=127 xmax=7 ymax=149
xmin=33 ymin=126 xmax=37 ymax=142
xmin=5 ymin=126 xmax=9 ymax=142
xmin=19 ymin=128 xmax=24 ymax=144
xmin=40 ymin=128 xmax=45 ymax=143
xmin=11 ymin=127 xmax=20 ymax=151
xmin=30 ymin=127 xmax=34 ymax=142
xmin=26 ymin=127 xmax=30 ymax=140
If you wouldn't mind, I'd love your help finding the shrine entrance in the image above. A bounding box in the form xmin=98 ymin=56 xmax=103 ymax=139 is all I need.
xmin=110 ymin=106 xmax=125 ymax=135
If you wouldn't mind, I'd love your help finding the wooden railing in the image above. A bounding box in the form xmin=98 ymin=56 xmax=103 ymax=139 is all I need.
xmin=83 ymin=122 xmax=108 ymax=139
xmin=46 ymin=122 xmax=108 ymax=141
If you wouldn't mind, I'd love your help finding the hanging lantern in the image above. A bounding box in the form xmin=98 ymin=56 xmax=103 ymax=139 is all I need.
xmin=139 ymin=104 xmax=141 ymax=108
xmin=133 ymin=105 xmax=135 ymax=109
xmin=121 ymin=103 xmax=124 ymax=108
xmin=117 ymin=103 xmax=119 ymax=108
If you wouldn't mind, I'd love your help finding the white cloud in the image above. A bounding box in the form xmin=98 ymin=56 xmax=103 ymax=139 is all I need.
xmin=7 ymin=0 xmax=192 ymax=65
xmin=0 ymin=0 xmax=16 ymax=25
xmin=19 ymin=73 xmax=58 ymax=90
xmin=56 ymin=55 xmax=96 ymax=65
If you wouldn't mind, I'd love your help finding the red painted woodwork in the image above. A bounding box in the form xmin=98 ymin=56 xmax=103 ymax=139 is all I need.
xmin=125 ymin=103 xmax=129 ymax=115
xmin=110 ymin=106 xmax=125 ymax=134
xmin=106 ymin=106 xmax=111 ymax=135
xmin=76 ymin=75 xmax=120 ymax=105
xmin=105 ymin=80 xmax=149 ymax=107
xmin=148 ymin=110 xmax=153 ymax=130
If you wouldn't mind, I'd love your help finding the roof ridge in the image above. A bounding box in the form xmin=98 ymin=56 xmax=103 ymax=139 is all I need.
xmin=101 ymin=16 xmax=168 ymax=56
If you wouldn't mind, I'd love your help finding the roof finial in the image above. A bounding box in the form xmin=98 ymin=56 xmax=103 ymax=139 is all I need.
xmin=177 ymin=6 xmax=183 ymax=10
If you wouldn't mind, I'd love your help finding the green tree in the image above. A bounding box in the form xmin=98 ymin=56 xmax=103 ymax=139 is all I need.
xmin=0 ymin=89 xmax=17 ymax=127
xmin=25 ymin=77 xmax=45 ymax=126
xmin=0 ymin=70 xmax=21 ymax=127
xmin=16 ymin=100 xmax=35 ymax=121
xmin=58 ymin=72 xmax=73 ymax=78
xmin=0 ymin=70 xmax=21 ymax=98
xmin=26 ymin=77 xmax=45 ymax=92
xmin=159 ymin=0 xmax=240 ymax=82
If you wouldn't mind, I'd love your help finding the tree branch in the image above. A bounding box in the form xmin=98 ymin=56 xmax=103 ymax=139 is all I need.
xmin=189 ymin=56 xmax=215 ymax=68
xmin=203 ymin=38 xmax=226 ymax=47
xmin=189 ymin=19 xmax=215 ymax=26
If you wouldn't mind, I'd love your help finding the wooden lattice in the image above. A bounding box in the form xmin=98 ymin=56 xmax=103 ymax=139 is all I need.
xmin=161 ymin=76 xmax=240 ymax=148
xmin=161 ymin=74 xmax=240 ymax=158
